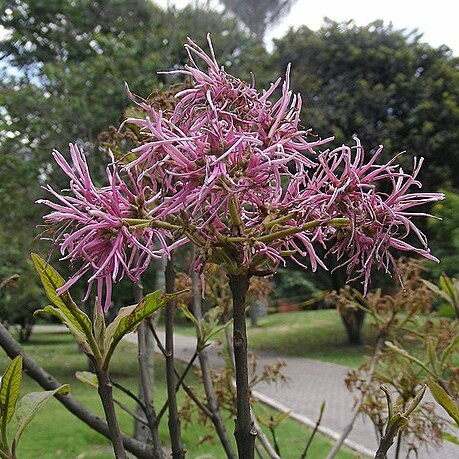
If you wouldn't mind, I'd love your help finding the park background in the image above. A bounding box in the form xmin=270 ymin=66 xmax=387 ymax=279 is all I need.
xmin=0 ymin=1 xmax=459 ymax=458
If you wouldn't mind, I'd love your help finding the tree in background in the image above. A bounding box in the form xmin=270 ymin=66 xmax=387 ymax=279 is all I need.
xmin=427 ymin=190 xmax=459 ymax=277
xmin=220 ymin=0 xmax=297 ymax=42
xmin=274 ymin=19 xmax=459 ymax=192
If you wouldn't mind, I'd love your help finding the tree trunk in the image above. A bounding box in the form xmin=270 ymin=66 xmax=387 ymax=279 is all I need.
xmin=340 ymin=308 xmax=365 ymax=345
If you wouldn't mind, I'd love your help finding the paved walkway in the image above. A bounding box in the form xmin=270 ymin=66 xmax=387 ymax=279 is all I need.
xmin=124 ymin=331 xmax=458 ymax=459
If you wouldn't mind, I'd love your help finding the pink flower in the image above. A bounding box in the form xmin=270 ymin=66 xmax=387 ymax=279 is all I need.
xmin=124 ymin=37 xmax=332 ymax=273
xmin=305 ymin=139 xmax=443 ymax=290
xmin=38 ymin=144 xmax=174 ymax=310
xmin=122 ymin=37 xmax=442 ymax=289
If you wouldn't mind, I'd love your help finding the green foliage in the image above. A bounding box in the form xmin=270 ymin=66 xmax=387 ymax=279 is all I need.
xmin=0 ymin=355 xmax=69 ymax=458
xmin=32 ymin=253 xmax=95 ymax=355
xmin=181 ymin=304 xmax=231 ymax=351
xmin=427 ymin=378 xmax=459 ymax=427
xmin=274 ymin=19 xmax=459 ymax=192
xmin=428 ymin=191 xmax=459 ymax=277
xmin=0 ymin=355 xmax=22 ymax=428
xmin=220 ymin=0 xmax=297 ymax=41
xmin=12 ymin=384 xmax=70 ymax=453
xmin=0 ymin=0 xmax=270 ymax=313
xmin=274 ymin=268 xmax=318 ymax=303
xmin=0 ymin=262 xmax=43 ymax=342
xmin=375 ymin=385 xmax=426 ymax=458
xmin=423 ymin=272 xmax=459 ymax=317
xmin=105 ymin=290 xmax=181 ymax=365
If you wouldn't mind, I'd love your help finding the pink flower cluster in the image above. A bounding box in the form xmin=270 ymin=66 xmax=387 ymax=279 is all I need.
xmin=38 ymin=145 xmax=181 ymax=310
xmin=39 ymin=36 xmax=443 ymax=308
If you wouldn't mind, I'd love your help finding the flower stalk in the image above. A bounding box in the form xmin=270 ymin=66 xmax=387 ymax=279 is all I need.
xmin=164 ymin=255 xmax=185 ymax=459
xmin=229 ymin=272 xmax=256 ymax=459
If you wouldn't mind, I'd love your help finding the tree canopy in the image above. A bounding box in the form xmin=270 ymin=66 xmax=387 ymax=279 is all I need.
xmin=274 ymin=19 xmax=459 ymax=191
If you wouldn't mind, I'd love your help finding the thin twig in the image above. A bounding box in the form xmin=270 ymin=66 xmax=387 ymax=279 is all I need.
xmin=156 ymin=351 xmax=198 ymax=422
xmin=147 ymin=321 xmax=213 ymax=418
xmin=137 ymin=319 xmax=164 ymax=458
xmin=95 ymin=366 xmax=128 ymax=458
xmin=301 ymin=401 xmax=326 ymax=459
xmin=148 ymin=321 xmax=167 ymax=355
xmin=111 ymin=379 xmax=146 ymax=412
xmin=180 ymin=380 xmax=213 ymax=418
xmin=192 ymin=251 xmax=237 ymax=459
xmin=251 ymin=415 xmax=281 ymax=459
xmin=113 ymin=398 xmax=149 ymax=425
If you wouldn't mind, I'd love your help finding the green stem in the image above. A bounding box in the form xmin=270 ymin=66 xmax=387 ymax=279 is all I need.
xmin=262 ymin=212 xmax=297 ymax=228
xmin=258 ymin=218 xmax=348 ymax=243
xmin=122 ymin=218 xmax=181 ymax=232
xmin=394 ymin=432 xmax=402 ymax=459
xmin=301 ymin=401 xmax=325 ymax=459
xmin=0 ymin=424 xmax=9 ymax=458
xmin=228 ymin=196 xmax=243 ymax=227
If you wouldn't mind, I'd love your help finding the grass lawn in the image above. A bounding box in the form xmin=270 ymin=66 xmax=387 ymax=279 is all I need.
xmin=247 ymin=309 xmax=375 ymax=368
xmin=0 ymin=329 xmax=360 ymax=458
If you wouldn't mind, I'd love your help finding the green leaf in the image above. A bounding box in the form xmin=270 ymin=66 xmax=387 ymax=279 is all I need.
xmin=93 ymin=303 xmax=106 ymax=355
xmin=180 ymin=304 xmax=198 ymax=326
xmin=427 ymin=340 xmax=438 ymax=373
xmin=385 ymin=413 xmax=408 ymax=439
xmin=112 ymin=290 xmax=178 ymax=342
xmin=439 ymin=275 xmax=456 ymax=301
xmin=31 ymin=254 xmax=97 ymax=358
xmin=403 ymin=384 xmax=426 ymax=417
xmin=205 ymin=324 xmax=229 ymax=343
xmin=104 ymin=290 xmax=181 ymax=366
xmin=75 ymin=371 xmax=98 ymax=389
xmin=440 ymin=334 xmax=459 ymax=364
xmin=428 ymin=378 xmax=459 ymax=426
xmin=0 ymin=356 xmax=22 ymax=427
xmin=276 ymin=411 xmax=291 ymax=424
xmin=436 ymin=304 xmax=456 ymax=318
xmin=31 ymin=254 xmax=92 ymax=334
xmin=422 ymin=279 xmax=452 ymax=304
xmin=385 ymin=341 xmax=434 ymax=376
xmin=31 ymin=253 xmax=66 ymax=304
xmin=12 ymin=385 xmax=69 ymax=452
xmin=443 ymin=432 xmax=459 ymax=445
xmin=104 ymin=304 xmax=137 ymax=351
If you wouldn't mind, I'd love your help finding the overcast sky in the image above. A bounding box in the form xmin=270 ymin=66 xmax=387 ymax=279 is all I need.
xmin=156 ymin=0 xmax=459 ymax=54
xmin=270 ymin=0 xmax=459 ymax=53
